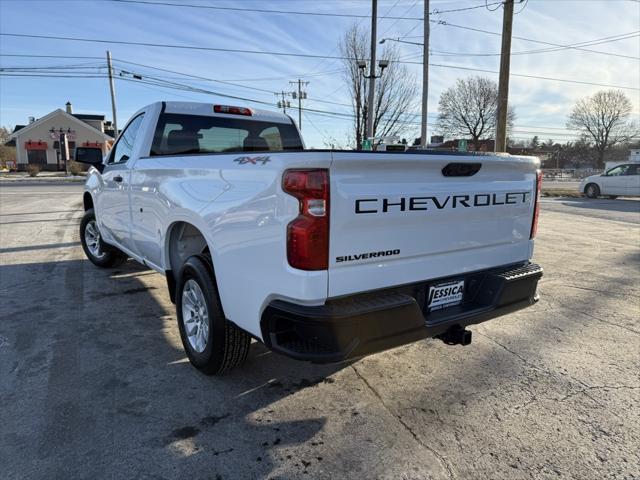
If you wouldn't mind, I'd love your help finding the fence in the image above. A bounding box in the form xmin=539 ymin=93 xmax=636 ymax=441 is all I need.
xmin=542 ymin=168 xmax=601 ymax=180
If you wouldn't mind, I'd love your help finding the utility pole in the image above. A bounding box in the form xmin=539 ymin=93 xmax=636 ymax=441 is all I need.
xmin=365 ymin=0 xmax=378 ymax=141
xmin=276 ymin=91 xmax=290 ymax=114
xmin=289 ymin=79 xmax=308 ymax=131
xmin=495 ymin=0 xmax=515 ymax=152
xmin=106 ymin=50 xmax=118 ymax=138
xmin=420 ymin=0 xmax=429 ymax=148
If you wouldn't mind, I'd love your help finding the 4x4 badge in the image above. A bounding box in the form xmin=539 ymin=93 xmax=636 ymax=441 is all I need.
xmin=234 ymin=156 xmax=271 ymax=165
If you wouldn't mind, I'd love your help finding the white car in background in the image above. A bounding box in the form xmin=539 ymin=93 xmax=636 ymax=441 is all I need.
xmin=581 ymin=163 xmax=640 ymax=198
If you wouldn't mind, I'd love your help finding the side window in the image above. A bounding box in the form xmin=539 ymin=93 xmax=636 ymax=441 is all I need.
xmin=606 ymin=165 xmax=628 ymax=176
xmin=109 ymin=114 xmax=145 ymax=164
xmin=625 ymin=164 xmax=639 ymax=175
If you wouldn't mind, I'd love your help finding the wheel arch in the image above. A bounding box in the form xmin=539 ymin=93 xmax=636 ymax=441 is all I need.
xmin=164 ymin=221 xmax=212 ymax=303
xmin=83 ymin=191 xmax=94 ymax=211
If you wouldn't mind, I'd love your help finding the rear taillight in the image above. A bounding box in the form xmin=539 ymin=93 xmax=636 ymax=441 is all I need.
xmin=530 ymin=170 xmax=542 ymax=239
xmin=283 ymin=169 xmax=329 ymax=270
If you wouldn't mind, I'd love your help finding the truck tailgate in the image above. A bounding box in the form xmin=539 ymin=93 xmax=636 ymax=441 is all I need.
xmin=328 ymin=152 xmax=539 ymax=298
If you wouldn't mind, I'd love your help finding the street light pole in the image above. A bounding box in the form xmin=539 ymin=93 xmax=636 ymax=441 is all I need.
xmin=366 ymin=0 xmax=378 ymax=140
xmin=420 ymin=0 xmax=429 ymax=148
xmin=495 ymin=0 xmax=515 ymax=152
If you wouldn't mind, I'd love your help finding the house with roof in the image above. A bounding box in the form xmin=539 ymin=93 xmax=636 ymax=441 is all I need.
xmin=8 ymin=102 xmax=114 ymax=171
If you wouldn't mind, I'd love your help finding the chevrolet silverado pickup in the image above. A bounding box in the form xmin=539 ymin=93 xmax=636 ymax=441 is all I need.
xmin=76 ymin=101 xmax=543 ymax=375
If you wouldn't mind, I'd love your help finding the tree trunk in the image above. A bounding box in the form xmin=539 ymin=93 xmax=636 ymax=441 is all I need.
xmin=597 ymin=148 xmax=605 ymax=169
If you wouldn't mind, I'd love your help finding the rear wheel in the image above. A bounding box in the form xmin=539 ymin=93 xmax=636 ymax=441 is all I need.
xmin=80 ymin=209 xmax=126 ymax=268
xmin=585 ymin=183 xmax=600 ymax=199
xmin=176 ymin=255 xmax=251 ymax=375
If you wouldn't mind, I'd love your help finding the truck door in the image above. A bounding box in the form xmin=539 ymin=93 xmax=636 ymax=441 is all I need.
xmin=96 ymin=113 xmax=145 ymax=253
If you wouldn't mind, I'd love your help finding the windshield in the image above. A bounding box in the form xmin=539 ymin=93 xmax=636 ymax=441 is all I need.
xmin=150 ymin=113 xmax=303 ymax=156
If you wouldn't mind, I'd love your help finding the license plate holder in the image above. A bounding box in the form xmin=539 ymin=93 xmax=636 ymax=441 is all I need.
xmin=427 ymin=279 xmax=465 ymax=313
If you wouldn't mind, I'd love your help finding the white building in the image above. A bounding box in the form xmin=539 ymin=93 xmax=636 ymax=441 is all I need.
xmin=8 ymin=102 xmax=114 ymax=171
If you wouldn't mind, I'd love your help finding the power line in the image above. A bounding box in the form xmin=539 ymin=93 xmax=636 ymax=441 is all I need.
xmin=0 ymin=54 xmax=344 ymax=81
xmin=111 ymin=59 xmax=362 ymax=109
xmin=302 ymin=111 xmax=333 ymax=146
xmin=514 ymin=0 xmax=530 ymax=14
xmin=0 ymin=32 xmax=357 ymax=61
xmin=113 ymin=59 xmax=277 ymax=94
xmin=427 ymin=20 xmax=640 ymax=60
xmin=0 ymin=70 xmax=622 ymax=137
xmin=0 ymin=73 xmax=108 ymax=78
xmin=394 ymin=32 xmax=640 ymax=59
xmin=424 ymin=61 xmax=640 ymax=90
xmin=0 ymin=65 xmax=105 ymax=71
xmin=106 ymin=0 xmax=636 ymax=59
xmin=3 ymin=67 xmax=576 ymax=129
xmin=105 ymin=0 xmax=502 ymax=19
xmin=2 ymin=33 xmax=637 ymax=90
xmin=0 ymin=54 xmax=104 ymax=60
xmin=379 ymin=0 xmax=419 ymax=38
xmin=300 ymin=0 xmax=407 ymax=83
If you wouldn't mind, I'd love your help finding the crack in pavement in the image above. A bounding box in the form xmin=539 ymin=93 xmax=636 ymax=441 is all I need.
xmin=561 ymin=284 xmax=632 ymax=297
xmin=351 ymin=364 xmax=455 ymax=480
xmin=474 ymin=331 xmax=607 ymax=408
xmin=560 ymin=384 xmax=640 ymax=402
xmin=573 ymin=309 xmax=640 ymax=336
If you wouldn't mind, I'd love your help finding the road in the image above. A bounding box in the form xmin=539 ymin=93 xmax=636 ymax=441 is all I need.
xmin=1 ymin=184 xmax=639 ymax=480
xmin=540 ymin=196 xmax=640 ymax=224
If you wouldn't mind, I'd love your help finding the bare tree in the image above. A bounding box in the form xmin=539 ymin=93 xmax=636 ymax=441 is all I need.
xmin=340 ymin=24 xmax=418 ymax=149
xmin=0 ymin=126 xmax=17 ymax=168
xmin=566 ymin=89 xmax=637 ymax=168
xmin=436 ymin=76 xmax=514 ymax=150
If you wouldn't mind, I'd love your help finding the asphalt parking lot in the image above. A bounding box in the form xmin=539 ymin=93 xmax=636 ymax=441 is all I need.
xmin=1 ymin=184 xmax=639 ymax=480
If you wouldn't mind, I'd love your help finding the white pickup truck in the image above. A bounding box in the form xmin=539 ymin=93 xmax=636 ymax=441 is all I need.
xmin=76 ymin=101 xmax=543 ymax=375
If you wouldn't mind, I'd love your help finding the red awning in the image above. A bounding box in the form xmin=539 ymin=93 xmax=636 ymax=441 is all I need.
xmin=25 ymin=141 xmax=47 ymax=150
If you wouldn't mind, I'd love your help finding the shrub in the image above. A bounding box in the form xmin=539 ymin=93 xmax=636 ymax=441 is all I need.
xmin=26 ymin=164 xmax=41 ymax=177
xmin=68 ymin=160 xmax=83 ymax=176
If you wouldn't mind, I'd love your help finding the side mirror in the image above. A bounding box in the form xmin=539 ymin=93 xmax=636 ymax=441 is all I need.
xmin=75 ymin=147 xmax=104 ymax=173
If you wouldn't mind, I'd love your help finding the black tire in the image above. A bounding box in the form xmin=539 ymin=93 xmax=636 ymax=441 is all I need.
xmin=585 ymin=183 xmax=600 ymax=199
xmin=176 ymin=255 xmax=251 ymax=375
xmin=80 ymin=208 xmax=126 ymax=268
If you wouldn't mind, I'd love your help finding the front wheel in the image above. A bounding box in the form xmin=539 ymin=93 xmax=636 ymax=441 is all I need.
xmin=176 ymin=255 xmax=251 ymax=375
xmin=80 ymin=209 xmax=126 ymax=268
xmin=585 ymin=183 xmax=600 ymax=199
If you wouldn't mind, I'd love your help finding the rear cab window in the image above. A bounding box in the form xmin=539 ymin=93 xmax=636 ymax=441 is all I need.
xmin=150 ymin=113 xmax=303 ymax=156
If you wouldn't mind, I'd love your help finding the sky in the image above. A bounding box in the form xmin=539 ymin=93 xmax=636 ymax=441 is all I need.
xmin=0 ymin=0 xmax=639 ymax=148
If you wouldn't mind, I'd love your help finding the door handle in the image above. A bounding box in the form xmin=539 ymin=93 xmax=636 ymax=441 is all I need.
xmin=114 ymin=175 xmax=123 ymax=183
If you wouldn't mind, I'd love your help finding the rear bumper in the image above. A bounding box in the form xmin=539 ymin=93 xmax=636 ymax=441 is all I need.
xmin=261 ymin=262 xmax=543 ymax=363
